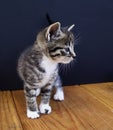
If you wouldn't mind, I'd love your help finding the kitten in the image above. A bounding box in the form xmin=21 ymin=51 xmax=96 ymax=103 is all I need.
xmin=17 ymin=22 xmax=76 ymax=119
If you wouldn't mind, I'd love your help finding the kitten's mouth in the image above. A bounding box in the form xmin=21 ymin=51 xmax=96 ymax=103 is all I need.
xmin=61 ymin=57 xmax=74 ymax=64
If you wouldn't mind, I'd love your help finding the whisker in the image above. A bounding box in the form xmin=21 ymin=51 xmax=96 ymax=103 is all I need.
xmin=75 ymin=33 xmax=81 ymax=39
xmin=74 ymin=33 xmax=81 ymax=45
xmin=66 ymin=64 xmax=68 ymax=75
xmin=59 ymin=64 xmax=63 ymax=73
xmin=64 ymin=64 xmax=66 ymax=74
xmin=64 ymin=64 xmax=68 ymax=75
xmin=70 ymin=61 xmax=73 ymax=71
xmin=69 ymin=61 xmax=73 ymax=71
xmin=70 ymin=59 xmax=76 ymax=71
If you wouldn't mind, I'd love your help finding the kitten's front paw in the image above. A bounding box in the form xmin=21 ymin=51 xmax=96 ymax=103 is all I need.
xmin=39 ymin=104 xmax=52 ymax=114
xmin=54 ymin=90 xmax=64 ymax=101
xmin=27 ymin=109 xmax=40 ymax=119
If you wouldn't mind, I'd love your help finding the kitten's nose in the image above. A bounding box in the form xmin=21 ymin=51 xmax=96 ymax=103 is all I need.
xmin=72 ymin=55 xmax=76 ymax=59
xmin=71 ymin=53 xmax=76 ymax=59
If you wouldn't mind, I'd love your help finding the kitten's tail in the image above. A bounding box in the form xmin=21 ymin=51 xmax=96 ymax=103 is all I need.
xmin=46 ymin=13 xmax=54 ymax=25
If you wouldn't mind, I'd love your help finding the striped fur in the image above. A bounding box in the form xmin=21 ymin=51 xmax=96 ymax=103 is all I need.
xmin=17 ymin=22 xmax=76 ymax=119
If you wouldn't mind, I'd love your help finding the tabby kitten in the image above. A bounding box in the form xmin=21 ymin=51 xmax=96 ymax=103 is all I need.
xmin=17 ymin=22 xmax=76 ymax=119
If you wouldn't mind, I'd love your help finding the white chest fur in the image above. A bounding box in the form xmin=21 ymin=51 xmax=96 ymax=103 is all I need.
xmin=40 ymin=56 xmax=58 ymax=86
xmin=41 ymin=56 xmax=57 ymax=75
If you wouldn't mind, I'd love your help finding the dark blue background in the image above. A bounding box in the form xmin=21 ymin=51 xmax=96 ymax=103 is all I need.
xmin=0 ymin=0 xmax=113 ymax=90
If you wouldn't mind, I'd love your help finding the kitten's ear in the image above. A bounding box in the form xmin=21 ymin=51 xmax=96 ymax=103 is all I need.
xmin=45 ymin=22 xmax=61 ymax=41
xmin=67 ymin=24 xmax=75 ymax=31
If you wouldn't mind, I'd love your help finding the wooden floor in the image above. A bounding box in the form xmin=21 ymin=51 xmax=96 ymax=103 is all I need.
xmin=1 ymin=83 xmax=113 ymax=130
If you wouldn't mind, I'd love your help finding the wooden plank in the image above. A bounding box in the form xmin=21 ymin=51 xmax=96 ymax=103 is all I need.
xmin=0 ymin=91 xmax=23 ymax=130
xmin=81 ymin=82 xmax=113 ymax=109
xmin=12 ymin=84 xmax=113 ymax=130
xmin=64 ymin=86 xmax=113 ymax=130
xmin=12 ymin=90 xmax=83 ymax=130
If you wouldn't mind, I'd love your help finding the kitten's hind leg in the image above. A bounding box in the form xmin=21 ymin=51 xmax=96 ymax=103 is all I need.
xmin=53 ymin=76 xmax=64 ymax=101
xmin=24 ymin=84 xmax=40 ymax=119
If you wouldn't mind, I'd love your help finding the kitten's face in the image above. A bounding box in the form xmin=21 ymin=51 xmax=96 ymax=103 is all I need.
xmin=49 ymin=33 xmax=75 ymax=63
xmin=46 ymin=22 xmax=76 ymax=64
xmin=36 ymin=22 xmax=76 ymax=64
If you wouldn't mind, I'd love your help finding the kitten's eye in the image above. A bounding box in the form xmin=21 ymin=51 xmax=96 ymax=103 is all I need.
xmin=56 ymin=54 xmax=61 ymax=56
xmin=50 ymin=53 xmax=61 ymax=57
xmin=65 ymin=48 xmax=70 ymax=53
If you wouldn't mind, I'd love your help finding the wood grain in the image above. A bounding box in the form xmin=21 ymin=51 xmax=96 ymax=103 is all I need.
xmin=1 ymin=83 xmax=113 ymax=130
xmin=81 ymin=82 xmax=113 ymax=109
xmin=0 ymin=91 xmax=23 ymax=130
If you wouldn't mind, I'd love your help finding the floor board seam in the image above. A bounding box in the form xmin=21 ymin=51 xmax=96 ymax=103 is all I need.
xmin=11 ymin=91 xmax=24 ymax=130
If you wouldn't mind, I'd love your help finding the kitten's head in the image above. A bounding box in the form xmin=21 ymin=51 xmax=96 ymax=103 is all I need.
xmin=36 ymin=22 xmax=76 ymax=64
